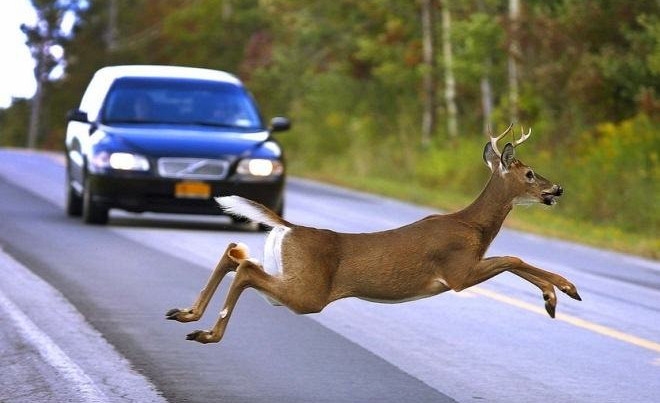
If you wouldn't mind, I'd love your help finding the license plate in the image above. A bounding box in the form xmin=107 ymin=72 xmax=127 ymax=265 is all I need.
xmin=174 ymin=181 xmax=211 ymax=199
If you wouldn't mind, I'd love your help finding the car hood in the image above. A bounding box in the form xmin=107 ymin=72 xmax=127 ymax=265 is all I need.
xmin=96 ymin=124 xmax=274 ymax=159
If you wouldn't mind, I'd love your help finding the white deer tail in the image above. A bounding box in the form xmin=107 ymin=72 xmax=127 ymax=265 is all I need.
xmin=216 ymin=196 xmax=291 ymax=228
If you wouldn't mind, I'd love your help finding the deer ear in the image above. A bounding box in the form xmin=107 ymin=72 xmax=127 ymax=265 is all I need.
xmin=501 ymin=143 xmax=515 ymax=170
xmin=483 ymin=142 xmax=499 ymax=171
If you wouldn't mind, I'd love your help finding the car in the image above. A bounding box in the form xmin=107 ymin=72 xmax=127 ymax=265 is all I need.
xmin=64 ymin=65 xmax=290 ymax=226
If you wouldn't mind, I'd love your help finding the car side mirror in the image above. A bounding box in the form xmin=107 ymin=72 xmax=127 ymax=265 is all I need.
xmin=66 ymin=109 xmax=89 ymax=123
xmin=269 ymin=116 xmax=291 ymax=133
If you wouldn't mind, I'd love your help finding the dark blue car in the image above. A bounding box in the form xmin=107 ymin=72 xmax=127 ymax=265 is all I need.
xmin=64 ymin=65 xmax=290 ymax=225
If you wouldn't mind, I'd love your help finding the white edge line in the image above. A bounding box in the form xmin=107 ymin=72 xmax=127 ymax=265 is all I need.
xmin=0 ymin=290 xmax=109 ymax=402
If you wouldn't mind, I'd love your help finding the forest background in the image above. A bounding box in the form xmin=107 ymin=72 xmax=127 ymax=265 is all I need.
xmin=1 ymin=0 xmax=658 ymax=258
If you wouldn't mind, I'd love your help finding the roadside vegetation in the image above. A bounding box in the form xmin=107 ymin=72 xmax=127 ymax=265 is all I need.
xmin=286 ymin=113 xmax=658 ymax=258
xmin=1 ymin=0 xmax=658 ymax=258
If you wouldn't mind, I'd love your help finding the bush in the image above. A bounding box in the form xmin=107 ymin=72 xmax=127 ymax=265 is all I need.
xmin=289 ymin=114 xmax=657 ymax=237
xmin=553 ymin=114 xmax=659 ymax=235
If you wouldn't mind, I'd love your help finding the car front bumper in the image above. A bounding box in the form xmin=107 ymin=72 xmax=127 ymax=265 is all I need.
xmin=87 ymin=173 xmax=285 ymax=215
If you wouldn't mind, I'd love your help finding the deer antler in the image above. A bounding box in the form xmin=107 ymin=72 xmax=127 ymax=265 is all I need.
xmin=513 ymin=126 xmax=532 ymax=148
xmin=488 ymin=122 xmax=514 ymax=157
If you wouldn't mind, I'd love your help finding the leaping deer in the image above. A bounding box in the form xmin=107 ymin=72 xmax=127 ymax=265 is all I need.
xmin=166 ymin=124 xmax=581 ymax=344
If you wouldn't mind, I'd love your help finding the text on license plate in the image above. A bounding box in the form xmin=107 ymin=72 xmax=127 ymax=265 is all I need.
xmin=174 ymin=181 xmax=211 ymax=199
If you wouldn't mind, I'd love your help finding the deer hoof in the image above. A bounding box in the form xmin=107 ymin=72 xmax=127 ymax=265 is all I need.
xmin=186 ymin=330 xmax=220 ymax=344
xmin=562 ymin=285 xmax=582 ymax=301
xmin=544 ymin=301 xmax=556 ymax=318
xmin=165 ymin=308 xmax=198 ymax=322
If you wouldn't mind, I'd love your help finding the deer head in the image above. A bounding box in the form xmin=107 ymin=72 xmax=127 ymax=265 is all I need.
xmin=483 ymin=124 xmax=563 ymax=206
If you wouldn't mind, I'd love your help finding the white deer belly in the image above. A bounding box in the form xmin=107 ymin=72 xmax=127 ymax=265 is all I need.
xmin=357 ymin=277 xmax=451 ymax=304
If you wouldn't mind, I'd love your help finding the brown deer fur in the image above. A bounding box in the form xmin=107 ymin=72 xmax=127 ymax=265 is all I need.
xmin=166 ymin=124 xmax=581 ymax=344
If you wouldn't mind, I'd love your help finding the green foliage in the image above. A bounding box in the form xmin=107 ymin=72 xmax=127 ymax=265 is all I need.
xmin=1 ymin=0 xmax=658 ymax=256
xmin=524 ymin=0 xmax=660 ymax=128
xmin=639 ymin=14 xmax=660 ymax=75
xmin=558 ymin=114 xmax=659 ymax=234
xmin=0 ymin=100 xmax=31 ymax=147
xmin=289 ymin=120 xmax=658 ymax=257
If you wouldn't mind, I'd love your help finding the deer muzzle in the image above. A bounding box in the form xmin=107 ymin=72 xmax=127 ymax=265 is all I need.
xmin=542 ymin=185 xmax=563 ymax=205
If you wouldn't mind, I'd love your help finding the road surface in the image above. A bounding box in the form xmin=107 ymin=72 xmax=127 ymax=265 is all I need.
xmin=0 ymin=148 xmax=658 ymax=402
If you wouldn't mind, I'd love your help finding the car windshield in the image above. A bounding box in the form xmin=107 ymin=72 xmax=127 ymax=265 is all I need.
xmin=101 ymin=77 xmax=264 ymax=130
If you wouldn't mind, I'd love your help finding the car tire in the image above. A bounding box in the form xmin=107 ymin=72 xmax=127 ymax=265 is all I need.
xmin=82 ymin=176 xmax=109 ymax=225
xmin=65 ymin=166 xmax=83 ymax=217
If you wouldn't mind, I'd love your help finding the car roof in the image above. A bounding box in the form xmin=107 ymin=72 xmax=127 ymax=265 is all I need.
xmin=93 ymin=65 xmax=243 ymax=85
xmin=78 ymin=65 xmax=246 ymax=121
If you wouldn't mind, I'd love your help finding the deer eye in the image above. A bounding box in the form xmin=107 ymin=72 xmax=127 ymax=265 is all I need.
xmin=525 ymin=170 xmax=535 ymax=180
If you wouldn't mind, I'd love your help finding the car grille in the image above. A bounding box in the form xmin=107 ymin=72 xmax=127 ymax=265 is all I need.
xmin=157 ymin=158 xmax=230 ymax=180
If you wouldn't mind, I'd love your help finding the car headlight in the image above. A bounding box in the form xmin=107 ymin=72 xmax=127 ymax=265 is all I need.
xmin=236 ymin=159 xmax=283 ymax=177
xmin=91 ymin=151 xmax=150 ymax=171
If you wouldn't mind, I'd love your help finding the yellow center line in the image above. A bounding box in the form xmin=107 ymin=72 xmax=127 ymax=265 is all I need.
xmin=470 ymin=286 xmax=660 ymax=354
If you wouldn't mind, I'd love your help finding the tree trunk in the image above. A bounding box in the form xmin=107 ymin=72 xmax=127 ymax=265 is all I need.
xmin=420 ymin=0 xmax=437 ymax=147
xmin=27 ymin=44 xmax=46 ymax=149
xmin=508 ymin=0 xmax=520 ymax=123
xmin=105 ymin=0 xmax=118 ymax=51
xmin=440 ymin=0 xmax=458 ymax=138
xmin=480 ymin=73 xmax=493 ymax=136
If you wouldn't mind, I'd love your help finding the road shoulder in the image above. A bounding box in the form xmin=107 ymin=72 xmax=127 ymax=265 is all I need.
xmin=0 ymin=247 xmax=166 ymax=403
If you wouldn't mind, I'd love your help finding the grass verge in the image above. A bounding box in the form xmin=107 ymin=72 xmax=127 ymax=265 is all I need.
xmin=294 ymin=170 xmax=659 ymax=261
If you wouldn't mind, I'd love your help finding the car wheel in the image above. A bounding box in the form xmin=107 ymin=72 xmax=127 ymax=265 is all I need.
xmin=65 ymin=167 xmax=83 ymax=217
xmin=82 ymin=176 xmax=109 ymax=225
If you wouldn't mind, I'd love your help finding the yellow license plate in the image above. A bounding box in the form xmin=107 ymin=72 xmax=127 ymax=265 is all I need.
xmin=174 ymin=181 xmax=211 ymax=199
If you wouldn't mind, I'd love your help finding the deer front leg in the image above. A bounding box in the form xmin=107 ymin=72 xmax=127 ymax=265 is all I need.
xmin=510 ymin=260 xmax=582 ymax=301
xmin=456 ymin=256 xmax=581 ymax=318
xmin=165 ymin=243 xmax=246 ymax=323
xmin=508 ymin=270 xmax=560 ymax=317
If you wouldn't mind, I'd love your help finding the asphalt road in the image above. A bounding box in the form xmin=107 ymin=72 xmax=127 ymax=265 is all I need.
xmin=0 ymin=148 xmax=658 ymax=402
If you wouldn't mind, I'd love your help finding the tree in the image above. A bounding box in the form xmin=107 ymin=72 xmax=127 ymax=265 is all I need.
xmin=21 ymin=0 xmax=85 ymax=148
xmin=440 ymin=0 xmax=458 ymax=138
xmin=420 ymin=0 xmax=437 ymax=146
xmin=507 ymin=0 xmax=520 ymax=123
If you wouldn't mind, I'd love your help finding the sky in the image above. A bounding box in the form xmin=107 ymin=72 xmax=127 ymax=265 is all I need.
xmin=0 ymin=0 xmax=38 ymax=109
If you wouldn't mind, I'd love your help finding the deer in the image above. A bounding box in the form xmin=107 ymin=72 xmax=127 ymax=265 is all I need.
xmin=166 ymin=124 xmax=582 ymax=344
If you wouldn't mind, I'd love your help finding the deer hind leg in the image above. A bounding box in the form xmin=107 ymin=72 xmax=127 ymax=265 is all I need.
xmin=456 ymin=256 xmax=581 ymax=318
xmin=186 ymin=258 xmax=330 ymax=344
xmin=165 ymin=242 xmax=247 ymax=323
xmin=186 ymin=258 xmax=272 ymax=343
